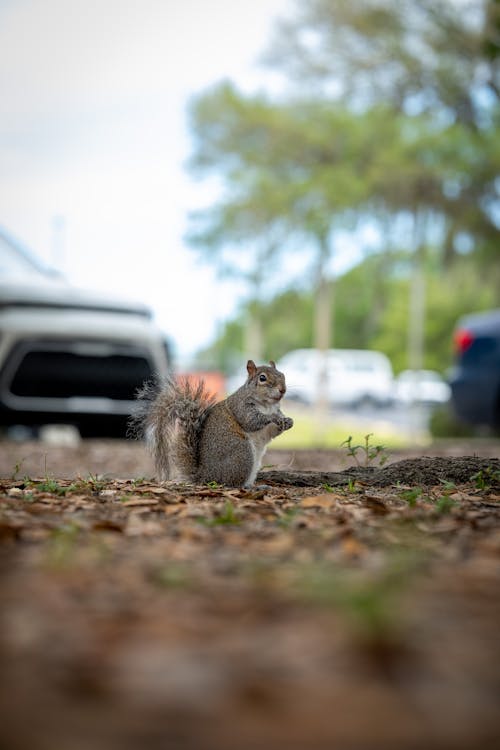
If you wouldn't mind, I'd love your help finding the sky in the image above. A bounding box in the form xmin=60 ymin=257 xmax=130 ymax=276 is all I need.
xmin=0 ymin=0 xmax=297 ymax=362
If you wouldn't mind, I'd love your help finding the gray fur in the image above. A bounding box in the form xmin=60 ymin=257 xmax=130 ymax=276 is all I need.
xmin=130 ymin=361 xmax=293 ymax=487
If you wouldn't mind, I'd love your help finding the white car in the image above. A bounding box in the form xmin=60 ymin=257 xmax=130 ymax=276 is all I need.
xmin=277 ymin=348 xmax=394 ymax=408
xmin=395 ymin=370 xmax=451 ymax=405
xmin=0 ymin=228 xmax=170 ymax=436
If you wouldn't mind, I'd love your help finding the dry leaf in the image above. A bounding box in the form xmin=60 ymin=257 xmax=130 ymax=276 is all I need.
xmin=300 ymin=494 xmax=336 ymax=509
xmin=7 ymin=487 xmax=23 ymax=497
xmin=259 ymin=533 xmax=294 ymax=554
xmin=125 ymin=513 xmax=164 ymax=536
xmin=449 ymin=492 xmax=478 ymax=502
xmin=121 ymin=497 xmax=159 ymax=507
xmin=92 ymin=520 xmax=124 ymax=533
xmin=137 ymin=485 xmax=170 ymax=495
xmin=363 ymin=495 xmax=389 ymax=514
xmin=100 ymin=489 xmax=117 ymax=498
xmin=0 ymin=519 xmax=20 ymax=540
xmin=164 ymin=503 xmax=186 ymax=515
xmin=341 ymin=536 xmax=368 ymax=558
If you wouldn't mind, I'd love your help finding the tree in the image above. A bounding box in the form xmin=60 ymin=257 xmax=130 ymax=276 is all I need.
xmin=186 ymin=84 xmax=295 ymax=361
xmin=262 ymin=0 xmax=500 ymax=373
xmin=200 ymin=251 xmax=496 ymax=376
xmin=186 ymin=84 xmax=377 ymax=381
xmin=264 ymin=0 xmax=500 ymax=267
xmin=265 ymin=0 xmax=499 ymax=120
xmin=186 ymin=0 xmax=499 ymax=386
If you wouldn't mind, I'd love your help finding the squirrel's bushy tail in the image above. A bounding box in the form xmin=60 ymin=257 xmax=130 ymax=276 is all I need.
xmin=129 ymin=376 xmax=215 ymax=481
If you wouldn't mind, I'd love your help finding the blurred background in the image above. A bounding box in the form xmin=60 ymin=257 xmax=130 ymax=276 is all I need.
xmin=1 ymin=0 xmax=499 ymax=449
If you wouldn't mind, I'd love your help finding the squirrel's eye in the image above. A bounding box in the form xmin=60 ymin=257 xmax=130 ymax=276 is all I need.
xmin=258 ymin=373 xmax=267 ymax=383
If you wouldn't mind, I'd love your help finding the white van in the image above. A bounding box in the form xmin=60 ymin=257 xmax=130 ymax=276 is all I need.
xmin=278 ymin=348 xmax=394 ymax=408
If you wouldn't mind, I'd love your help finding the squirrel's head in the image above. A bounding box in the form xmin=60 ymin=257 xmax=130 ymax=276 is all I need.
xmin=246 ymin=360 xmax=286 ymax=404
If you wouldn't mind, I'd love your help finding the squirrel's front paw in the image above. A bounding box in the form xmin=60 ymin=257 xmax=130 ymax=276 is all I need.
xmin=279 ymin=416 xmax=294 ymax=432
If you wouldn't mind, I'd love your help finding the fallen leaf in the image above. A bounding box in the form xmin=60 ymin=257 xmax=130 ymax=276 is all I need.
xmin=7 ymin=487 xmax=23 ymax=497
xmin=19 ymin=527 xmax=52 ymax=542
xmin=0 ymin=520 xmax=20 ymax=540
xmin=196 ymin=488 xmax=226 ymax=498
xmin=300 ymin=494 xmax=336 ymax=509
xmin=121 ymin=497 xmax=159 ymax=507
xmin=164 ymin=504 xmax=186 ymax=515
xmin=430 ymin=518 xmax=460 ymax=534
xmin=341 ymin=536 xmax=368 ymax=558
xmin=125 ymin=514 xmax=164 ymax=536
xmin=259 ymin=533 xmax=294 ymax=554
xmin=449 ymin=492 xmax=478 ymax=502
xmin=92 ymin=520 xmax=124 ymax=533
xmin=363 ymin=495 xmax=389 ymax=515
xmin=36 ymin=494 xmax=63 ymax=504
xmin=136 ymin=485 xmax=170 ymax=495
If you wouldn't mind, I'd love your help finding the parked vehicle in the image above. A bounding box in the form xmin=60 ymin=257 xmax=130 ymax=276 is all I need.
xmin=395 ymin=369 xmax=451 ymax=405
xmin=0 ymin=228 xmax=170 ymax=436
xmin=449 ymin=308 xmax=500 ymax=431
xmin=277 ymin=348 xmax=394 ymax=407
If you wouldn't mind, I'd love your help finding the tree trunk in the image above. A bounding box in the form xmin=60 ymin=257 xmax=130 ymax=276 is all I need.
xmin=407 ymin=216 xmax=426 ymax=373
xmin=406 ymin=214 xmax=427 ymax=443
xmin=313 ymin=233 xmax=333 ymax=428
xmin=407 ymin=260 xmax=425 ymax=373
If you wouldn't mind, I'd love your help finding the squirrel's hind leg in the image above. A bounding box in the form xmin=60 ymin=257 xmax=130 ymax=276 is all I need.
xmin=197 ymin=437 xmax=254 ymax=488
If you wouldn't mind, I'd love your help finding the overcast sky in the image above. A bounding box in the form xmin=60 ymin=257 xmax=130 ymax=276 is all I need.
xmin=0 ymin=0 xmax=295 ymax=361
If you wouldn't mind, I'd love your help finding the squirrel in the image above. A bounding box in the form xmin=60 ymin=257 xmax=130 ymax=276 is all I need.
xmin=130 ymin=360 xmax=294 ymax=487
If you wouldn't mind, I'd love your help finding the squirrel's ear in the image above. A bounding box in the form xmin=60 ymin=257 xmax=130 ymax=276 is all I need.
xmin=269 ymin=360 xmax=276 ymax=369
xmin=246 ymin=360 xmax=257 ymax=378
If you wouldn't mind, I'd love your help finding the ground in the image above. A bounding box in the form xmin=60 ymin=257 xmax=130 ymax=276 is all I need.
xmin=0 ymin=439 xmax=499 ymax=750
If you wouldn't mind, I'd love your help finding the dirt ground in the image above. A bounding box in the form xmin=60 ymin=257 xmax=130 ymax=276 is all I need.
xmin=0 ymin=435 xmax=499 ymax=479
xmin=0 ymin=438 xmax=499 ymax=750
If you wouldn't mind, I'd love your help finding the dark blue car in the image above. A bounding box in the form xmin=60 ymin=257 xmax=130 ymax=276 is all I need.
xmin=450 ymin=308 xmax=500 ymax=431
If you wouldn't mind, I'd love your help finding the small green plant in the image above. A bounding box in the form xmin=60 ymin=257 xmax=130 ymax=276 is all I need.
xmin=46 ymin=522 xmax=80 ymax=567
xmin=471 ymin=467 xmax=500 ymax=490
xmin=347 ymin=478 xmax=357 ymax=492
xmin=277 ymin=508 xmax=300 ymax=527
xmin=11 ymin=459 xmax=26 ymax=480
xmin=198 ymin=500 xmax=241 ymax=526
xmin=28 ymin=478 xmax=68 ymax=496
xmin=83 ymin=473 xmax=107 ymax=492
xmin=23 ymin=476 xmax=82 ymax=497
xmin=400 ymin=487 xmax=422 ymax=508
xmin=435 ymin=495 xmax=457 ymax=514
xmin=206 ymin=481 xmax=223 ymax=489
xmin=212 ymin=500 xmax=241 ymax=525
xmin=438 ymin=479 xmax=456 ymax=491
xmin=321 ymin=483 xmax=336 ymax=493
xmin=295 ymin=552 xmax=420 ymax=643
xmin=341 ymin=433 xmax=388 ymax=467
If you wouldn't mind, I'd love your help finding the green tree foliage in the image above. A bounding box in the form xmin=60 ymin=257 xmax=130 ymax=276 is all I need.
xmin=186 ymin=0 xmax=500 ymax=371
xmin=372 ymin=258 xmax=498 ymax=372
xmin=265 ymin=0 xmax=500 ymax=265
xmin=187 ymin=85 xmax=387 ymax=362
xmin=266 ymin=0 xmax=499 ymax=122
xmin=199 ymin=253 xmax=496 ymax=375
